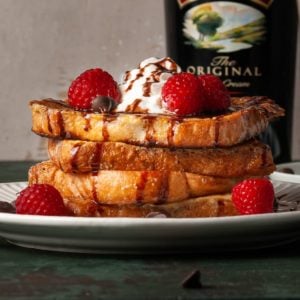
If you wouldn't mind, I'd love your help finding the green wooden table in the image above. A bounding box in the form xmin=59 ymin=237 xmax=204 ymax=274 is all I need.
xmin=0 ymin=162 xmax=299 ymax=300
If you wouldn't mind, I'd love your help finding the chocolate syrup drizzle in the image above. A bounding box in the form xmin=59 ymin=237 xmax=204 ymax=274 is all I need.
xmin=127 ymin=99 xmax=142 ymax=112
xmin=46 ymin=111 xmax=53 ymax=134
xmin=70 ymin=144 xmax=81 ymax=171
xmin=136 ymin=171 xmax=149 ymax=203
xmin=56 ymin=111 xmax=66 ymax=137
xmin=91 ymin=143 xmax=103 ymax=174
xmin=142 ymin=115 xmax=157 ymax=146
xmin=92 ymin=179 xmax=99 ymax=202
xmin=125 ymin=72 xmax=143 ymax=93
xmin=157 ymin=171 xmax=169 ymax=204
xmin=122 ymin=57 xmax=179 ymax=112
xmin=102 ymin=115 xmax=117 ymax=142
xmin=143 ymin=81 xmax=153 ymax=97
xmin=83 ymin=113 xmax=91 ymax=132
xmin=167 ymin=116 xmax=183 ymax=147
xmin=214 ymin=116 xmax=221 ymax=146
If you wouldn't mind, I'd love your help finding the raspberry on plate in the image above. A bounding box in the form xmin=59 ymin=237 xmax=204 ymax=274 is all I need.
xmin=198 ymin=74 xmax=230 ymax=112
xmin=161 ymin=72 xmax=205 ymax=116
xmin=15 ymin=184 xmax=70 ymax=216
xmin=232 ymin=178 xmax=275 ymax=215
xmin=68 ymin=68 xmax=121 ymax=110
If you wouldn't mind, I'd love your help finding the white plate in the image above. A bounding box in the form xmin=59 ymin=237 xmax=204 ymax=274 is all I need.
xmin=0 ymin=182 xmax=299 ymax=254
xmin=270 ymin=162 xmax=300 ymax=183
xmin=269 ymin=162 xmax=300 ymax=212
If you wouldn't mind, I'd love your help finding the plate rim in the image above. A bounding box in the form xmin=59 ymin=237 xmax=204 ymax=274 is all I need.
xmin=0 ymin=181 xmax=300 ymax=253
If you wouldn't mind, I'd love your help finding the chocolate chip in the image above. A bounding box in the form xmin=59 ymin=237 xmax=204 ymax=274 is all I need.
xmin=278 ymin=167 xmax=295 ymax=174
xmin=0 ymin=201 xmax=16 ymax=213
xmin=91 ymin=96 xmax=117 ymax=113
xmin=181 ymin=270 xmax=202 ymax=289
xmin=145 ymin=212 xmax=168 ymax=218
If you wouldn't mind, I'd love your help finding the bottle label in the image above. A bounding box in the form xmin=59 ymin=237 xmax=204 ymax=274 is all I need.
xmin=167 ymin=0 xmax=297 ymax=162
xmin=175 ymin=0 xmax=273 ymax=96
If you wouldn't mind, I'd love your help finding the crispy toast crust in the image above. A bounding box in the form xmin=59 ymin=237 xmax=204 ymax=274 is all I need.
xmin=30 ymin=96 xmax=284 ymax=148
xmin=28 ymin=161 xmax=245 ymax=205
xmin=48 ymin=139 xmax=275 ymax=177
xmin=63 ymin=194 xmax=237 ymax=217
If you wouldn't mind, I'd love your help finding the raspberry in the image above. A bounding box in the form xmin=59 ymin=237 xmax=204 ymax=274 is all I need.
xmin=198 ymin=74 xmax=230 ymax=112
xmin=232 ymin=178 xmax=275 ymax=215
xmin=162 ymin=73 xmax=205 ymax=116
xmin=15 ymin=184 xmax=70 ymax=216
xmin=68 ymin=68 xmax=121 ymax=110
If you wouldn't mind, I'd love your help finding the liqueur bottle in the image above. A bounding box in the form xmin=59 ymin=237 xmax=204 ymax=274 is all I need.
xmin=164 ymin=0 xmax=298 ymax=162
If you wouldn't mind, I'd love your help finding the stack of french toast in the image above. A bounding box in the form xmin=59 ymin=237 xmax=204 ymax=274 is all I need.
xmin=28 ymin=57 xmax=284 ymax=217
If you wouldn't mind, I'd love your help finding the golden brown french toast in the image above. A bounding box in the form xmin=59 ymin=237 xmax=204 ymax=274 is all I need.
xmin=63 ymin=193 xmax=237 ymax=217
xmin=48 ymin=138 xmax=275 ymax=177
xmin=30 ymin=96 xmax=284 ymax=148
xmin=28 ymin=160 xmax=245 ymax=205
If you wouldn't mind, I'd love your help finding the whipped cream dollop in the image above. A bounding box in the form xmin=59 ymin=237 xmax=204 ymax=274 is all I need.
xmin=116 ymin=57 xmax=181 ymax=114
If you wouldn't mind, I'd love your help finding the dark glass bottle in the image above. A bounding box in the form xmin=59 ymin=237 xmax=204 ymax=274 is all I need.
xmin=164 ymin=0 xmax=298 ymax=163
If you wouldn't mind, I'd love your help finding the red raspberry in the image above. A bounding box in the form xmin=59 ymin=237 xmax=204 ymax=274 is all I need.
xmin=68 ymin=68 xmax=121 ymax=110
xmin=162 ymin=73 xmax=205 ymax=116
xmin=15 ymin=184 xmax=70 ymax=216
xmin=232 ymin=178 xmax=275 ymax=215
xmin=198 ymin=74 xmax=230 ymax=112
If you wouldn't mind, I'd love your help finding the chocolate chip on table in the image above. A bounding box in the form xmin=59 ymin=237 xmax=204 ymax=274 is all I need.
xmin=0 ymin=201 xmax=16 ymax=213
xmin=278 ymin=167 xmax=295 ymax=174
xmin=181 ymin=269 xmax=202 ymax=289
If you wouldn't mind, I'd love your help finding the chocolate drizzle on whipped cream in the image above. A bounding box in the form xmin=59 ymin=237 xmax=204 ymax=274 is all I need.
xmin=143 ymin=81 xmax=152 ymax=97
xmin=116 ymin=57 xmax=181 ymax=114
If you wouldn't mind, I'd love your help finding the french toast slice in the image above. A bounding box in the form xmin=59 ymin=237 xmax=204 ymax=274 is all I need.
xmin=48 ymin=138 xmax=275 ymax=177
xmin=30 ymin=96 xmax=284 ymax=148
xmin=28 ymin=160 xmax=245 ymax=205
xmin=63 ymin=194 xmax=237 ymax=217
